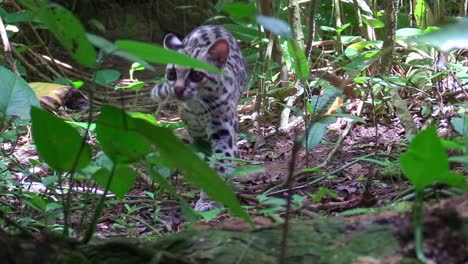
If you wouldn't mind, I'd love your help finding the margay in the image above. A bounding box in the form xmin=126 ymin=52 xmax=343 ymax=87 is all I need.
xmin=151 ymin=25 xmax=247 ymax=211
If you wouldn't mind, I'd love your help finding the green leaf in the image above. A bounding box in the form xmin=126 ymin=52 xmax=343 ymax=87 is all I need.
xmin=150 ymin=168 xmax=198 ymax=222
xmin=86 ymin=33 xmax=154 ymax=71
xmin=400 ymin=126 xmax=449 ymax=191
xmin=448 ymin=156 xmax=468 ymax=165
xmin=361 ymin=15 xmax=385 ymax=29
xmin=20 ymin=2 xmax=96 ymax=67
xmin=396 ymin=28 xmax=425 ymax=38
xmin=115 ymin=81 xmax=145 ymax=91
xmin=439 ymin=172 xmax=468 ymax=190
xmin=287 ymin=40 xmax=308 ymax=82
xmin=94 ymin=69 xmax=121 ymax=85
xmin=303 ymin=116 xmax=337 ymax=151
xmin=126 ymin=108 xmax=251 ymax=223
xmin=115 ymin=40 xmax=221 ymax=74
xmin=228 ymin=165 xmax=266 ymax=178
xmin=131 ymin=62 xmax=145 ymax=71
xmin=328 ymin=113 xmax=366 ymax=124
xmin=320 ymin=26 xmax=336 ymax=32
xmin=308 ymin=88 xmax=342 ymax=114
xmin=96 ymin=106 xmax=152 ymax=164
xmin=128 ymin=112 xmax=157 ymax=125
xmin=92 ymin=165 xmax=136 ymax=200
xmin=4 ymin=10 xmax=33 ymax=23
xmin=0 ymin=66 xmax=40 ymax=119
xmin=345 ymin=40 xmax=383 ymax=58
xmin=220 ymin=2 xmax=255 ymax=23
xmin=355 ymin=0 xmax=372 ymax=14
xmin=451 ymin=116 xmax=467 ymax=137
xmin=414 ymin=0 xmax=429 ymax=29
xmin=222 ymin=24 xmax=258 ymax=43
xmin=31 ymin=106 xmax=92 ymax=172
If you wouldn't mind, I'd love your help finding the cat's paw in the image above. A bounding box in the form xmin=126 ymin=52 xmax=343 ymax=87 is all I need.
xmin=194 ymin=197 xmax=220 ymax=212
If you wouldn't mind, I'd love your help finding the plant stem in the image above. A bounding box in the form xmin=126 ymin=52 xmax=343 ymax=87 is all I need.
xmin=414 ymin=189 xmax=427 ymax=262
xmin=82 ymin=165 xmax=116 ymax=244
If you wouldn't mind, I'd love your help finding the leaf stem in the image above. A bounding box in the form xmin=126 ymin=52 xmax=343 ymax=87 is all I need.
xmin=82 ymin=164 xmax=116 ymax=244
xmin=414 ymin=189 xmax=427 ymax=263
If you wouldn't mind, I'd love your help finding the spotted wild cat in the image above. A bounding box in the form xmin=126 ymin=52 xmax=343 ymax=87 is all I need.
xmin=151 ymin=25 xmax=247 ymax=211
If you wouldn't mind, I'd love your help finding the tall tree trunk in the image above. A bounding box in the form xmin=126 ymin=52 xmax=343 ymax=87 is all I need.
xmin=379 ymin=0 xmax=417 ymax=135
xmin=280 ymin=0 xmax=306 ymax=130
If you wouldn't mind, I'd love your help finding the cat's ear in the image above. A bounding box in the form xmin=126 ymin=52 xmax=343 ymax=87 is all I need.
xmin=163 ymin=34 xmax=183 ymax=50
xmin=207 ymin=38 xmax=230 ymax=68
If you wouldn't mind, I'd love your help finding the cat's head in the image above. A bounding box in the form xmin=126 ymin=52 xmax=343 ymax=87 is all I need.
xmin=162 ymin=34 xmax=229 ymax=101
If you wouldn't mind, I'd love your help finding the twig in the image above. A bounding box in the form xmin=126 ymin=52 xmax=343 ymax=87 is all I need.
xmin=316 ymin=118 xmax=353 ymax=169
xmin=11 ymin=1 xmax=66 ymax=77
xmin=278 ymin=138 xmax=301 ymax=264
xmin=12 ymin=48 xmax=53 ymax=82
xmin=0 ymin=16 xmax=19 ymax=75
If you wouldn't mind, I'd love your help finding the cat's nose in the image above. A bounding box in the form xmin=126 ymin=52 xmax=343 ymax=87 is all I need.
xmin=174 ymin=85 xmax=185 ymax=98
xmin=173 ymin=79 xmax=186 ymax=98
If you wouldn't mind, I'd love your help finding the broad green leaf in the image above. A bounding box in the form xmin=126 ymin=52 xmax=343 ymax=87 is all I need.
xmin=287 ymin=40 xmax=308 ymax=82
xmin=131 ymin=62 xmax=145 ymax=71
xmin=150 ymin=168 xmax=198 ymax=222
xmin=220 ymin=2 xmax=255 ymax=23
xmin=400 ymin=126 xmax=449 ymax=191
xmin=53 ymin=77 xmax=84 ymax=89
xmin=308 ymin=88 xmax=342 ymax=114
xmin=222 ymin=24 xmax=258 ymax=43
xmin=345 ymin=40 xmax=383 ymax=58
xmin=0 ymin=66 xmax=40 ymax=119
xmin=94 ymin=69 xmax=120 ymax=85
xmin=86 ymin=33 xmax=154 ymax=71
xmin=126 ymin=108 xmax=251 ymax=223
xmin=5 ymin=10 xmax=33 ymax=23
xmin=336 ymin=23 xmax=351 ymax=34
xmin=396 ymin=28 xmax=425 ymax=38
xmin=128 ymin=112 xmax=157 ymax=125
xmin=66 ymin=121 xmax=96 ymax=131
xmin=275 ymin=102 xmax=304 ymax=117
xmin=328 ymin=113 xmax=366 ymax=124
xmin=355 ymin=0 xmax=372 ymax=14
xmin=256 ymin=15 xmax=291 ymax=38
xmin=20 ymin=1 xmax=96 ymax=67
xmin=228 ymin=165 xmax=266 ymax=178
xmin=439 ymin=172 xmax=468 ymax=189
xmin=320 ymin=26 xmax=336 ymax=32
xmin=451 ymin=116 xmax=467 ymax=137
xmin=361 ymin=15 xmax=385 ymax=29
xmin=92 ymin=165 xmax=136 ymax=200
xmin=448 ymin=156 xmax=468 ymax=165
xmin=31 ymin=106 xmax=92 ymax=172
xmin=96 ymin=106 xmax=151 ymax=164
xmin=115 ymin=40 xmax=221 ymax=74
xmin=115 ymin=81 xmax=145 ymax=91
xmin=303 ymin=116 xmax=337 ymax=151
xmin=414 ymin=0 xmax=429 ymax=29
xmin=343 ymin=57 xmax=376 ymax=73
xmin=440 ymin=140 xmax=464 ymax=151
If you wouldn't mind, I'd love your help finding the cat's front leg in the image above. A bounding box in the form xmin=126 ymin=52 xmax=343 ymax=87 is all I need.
xmin=194 ymin=124 xmax=237 ymax=212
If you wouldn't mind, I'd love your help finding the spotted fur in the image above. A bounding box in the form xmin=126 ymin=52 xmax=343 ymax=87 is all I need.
xmin=151 ymin=25 xmax=246 ymax=211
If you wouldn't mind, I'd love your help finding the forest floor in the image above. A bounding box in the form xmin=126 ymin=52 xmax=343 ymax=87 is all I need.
xmin=4 ymin=58 xmax=467 ymax=263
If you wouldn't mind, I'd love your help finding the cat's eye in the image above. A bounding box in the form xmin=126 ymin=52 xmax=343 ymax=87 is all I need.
xmin=189 ymin=70 xmax=205 ymax=83
xmin=166 ymin=68 xmax=177 ymax=81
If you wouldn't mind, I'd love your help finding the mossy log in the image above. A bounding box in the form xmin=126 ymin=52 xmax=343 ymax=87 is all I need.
xmin=1 ymin=194 xmax=467 ymax=263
